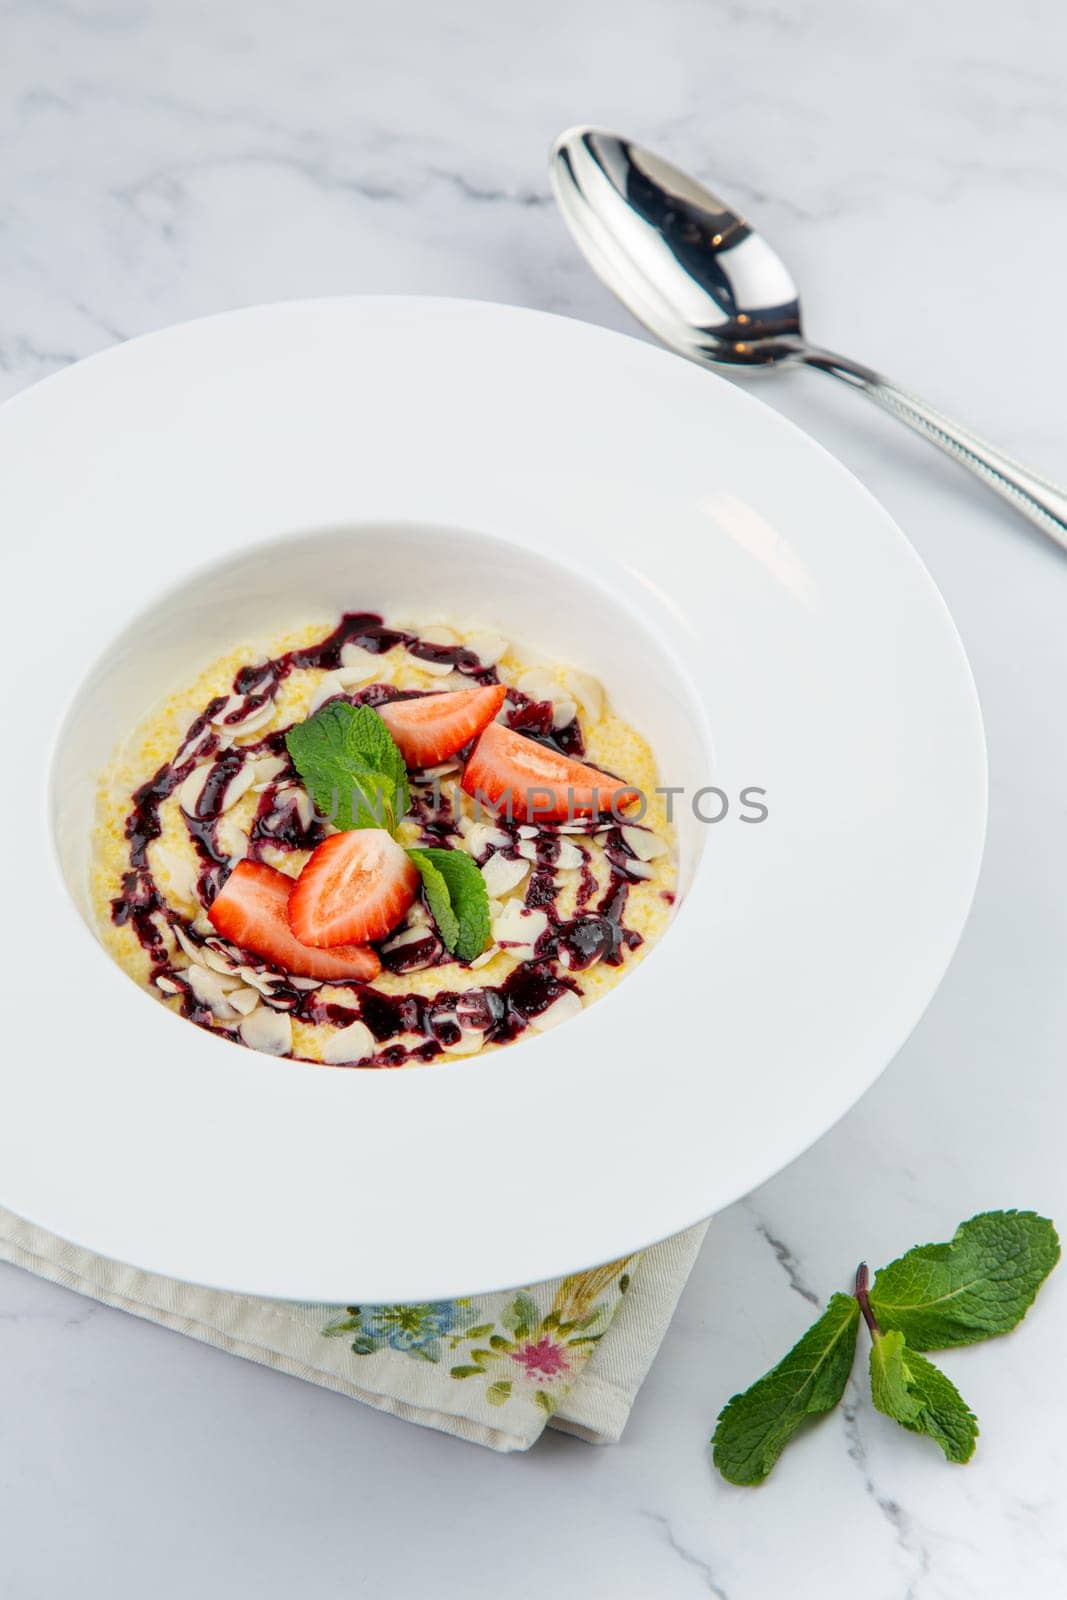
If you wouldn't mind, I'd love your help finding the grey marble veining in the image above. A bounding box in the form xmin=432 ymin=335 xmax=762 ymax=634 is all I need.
xmin=2 ymin=1 xmax=1066 ymax=1595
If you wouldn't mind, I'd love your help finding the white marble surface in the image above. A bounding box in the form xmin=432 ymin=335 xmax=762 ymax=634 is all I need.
xmin=2 ymin=2 xmax=1066 ymax=1594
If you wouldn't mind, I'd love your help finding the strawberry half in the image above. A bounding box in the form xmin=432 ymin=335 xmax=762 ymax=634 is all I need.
xmin=378 ymin=683 xmax=506 ymax=768
xmin=208 ymin=860 xmax=381 ymax=981
xmin=461 ymin=721 xmax=641 ymax=821
xmin=288 ymin=828 xmax=419 ymax=947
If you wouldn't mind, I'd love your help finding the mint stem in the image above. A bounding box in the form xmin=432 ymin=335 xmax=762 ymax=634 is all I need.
xmin=854 ymin=1262 xmax=882 ymax=1340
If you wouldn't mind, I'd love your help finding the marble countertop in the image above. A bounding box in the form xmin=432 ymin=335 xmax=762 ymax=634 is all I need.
xmin=3 ymin=2 xmax=1066 ymax=1594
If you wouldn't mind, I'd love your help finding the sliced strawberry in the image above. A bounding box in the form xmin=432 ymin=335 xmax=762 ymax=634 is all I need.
xmin=208 ymin=860 xmax=381 ymax=981
xmin=288 ymin=828 xmax=419 ymax=947
xmin=461 ymin=722 xmax=641 ymax=822
xmin=378 ymin=683 xmax=507 ymax=768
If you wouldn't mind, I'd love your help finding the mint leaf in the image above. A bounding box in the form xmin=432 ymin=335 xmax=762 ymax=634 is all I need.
xmin=711 ymin=1293 xmax=859 ymax=1486
xmin=408 ymin=846 xmax=490 ymax=963
xmin=285 ymin=702 xmax=410 ymax=835
xmin=407 ymin=850 xmax=460 ymax=952
xmin=869 ymin=1211 xmax=1060 ymax=1350
xmin=869 ymin=1330 xmax=978 ymax=1464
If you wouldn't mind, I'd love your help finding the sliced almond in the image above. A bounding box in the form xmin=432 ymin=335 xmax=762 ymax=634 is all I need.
xmin=554 ymin=839 xmax=584 ymax=871
xmin=564 ymin=669 xmax=605 ymax=726
xmin=382 ymin=925 xmax=435 ymax=953
xmin=231 ymin=703 xmax=276 ymax=738
xmin=621 ymin=825 xmax=669 ymax=862
xmin=227 ymin=987 xmax=261 ymax=1016
xmin=322 ymin=1019 xmax=376 ymax=1065
xmin=518 ymin=667 xmax=558 ymax=703
xmin=550 ymin=697 xmax=578 ymax=730
xmin=469 ymin=944 xmax=500 ymax=970
xmin=200 ymin=942 xmax=238 ymax=976
xmin=173 ymin=924 xmax=203 ymax=963
xmin=218 ymin=764 xmax=256 ymax=814
xmin=465 ymin=822 xmax=511 ymax=860
xmin=309 ymin=672 xmax=350 ymax=713
xmin=237 ymin=966 xmax=286 ymax=996
xmin=187 ymin=964 xmax=239 ymax=1019
xmin=465 ymin=632 xmax=508 ymax=668
xmin=239 ymin=1008 xmax=293 ymax=1056
xmin=420 ymin=625 xmax=459 ymax=646
xmin=491 ymin=903 xmax=548 ymax=959
xmin=155 ymin=975 xmax=181 ymax=995
xmin=439 ymin=1028 xmax=486 ymax=1057
xmin=404 ymin=649 xmax=455 ymax=678
xmin=339 ymin=640 xmax=385 ymax=682
xmin=530 ymin=990 xmax=583 ymax=1032
xmin=250 ymin=754 xmax=287 ymax=788
xmin=480 ymin=852 xmax=529 ymax=899
xmin=151 ymin=845 xmax=200 ymax=905
xmin=178 ymin=764 xmax=211 ymax=816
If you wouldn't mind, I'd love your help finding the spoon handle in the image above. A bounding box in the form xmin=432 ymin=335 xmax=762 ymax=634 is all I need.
xmin=798 ymin=347 xmax=1067 ymax=552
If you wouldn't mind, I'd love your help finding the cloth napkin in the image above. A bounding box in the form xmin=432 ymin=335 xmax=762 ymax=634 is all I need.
xmin=0 ymin=1206 xmax=707 ymax=1451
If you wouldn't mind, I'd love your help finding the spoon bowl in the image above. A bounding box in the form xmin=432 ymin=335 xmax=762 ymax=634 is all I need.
xmin=551 ymin=127 xmax=804 ymax=368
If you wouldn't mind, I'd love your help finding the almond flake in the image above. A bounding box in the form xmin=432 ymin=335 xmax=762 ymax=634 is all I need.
xmin=151 ymin=845 xmax=200 ymax=905
xmin=564 ymin=669 xmax=605 ymax=726
xmin=237 ymin=966 xmax=285 ymax=995
xmin=516 ymin=667 xmax=557 ymax=703
xmin=550 ymin=697 xmax=579 ymax=730
xmin=466 ymin=632 xmax=508 ymax=668
xmin=187 ymin=964 xmax=239 ymax=1019
xmin=239 ymin=1008 xmax=293 ymax=1056
xmin=420 ymin=625 xmax=459 ymax=646
xmin=555 ymin=839 xmax=584 ymax=871
xmin=480 ymin=853 xmax=529 ymax=898
xmin=250 ymin=754 xmax=287 ymax=788
xmin=339 ymin=641 xmax=384 ymax=681
xmin=440 ymin=1029 xmax=486 ymax=1057
xmin=491 ymin=903 xmax=548 ymax=959
xmin=405 ymin=650 xmax=455 ymax=678
xmin=178 ymin=764 xmax=211 ymax=816
xmin=173 ymin=924 xmax=203 ymax=963
xmin=469 ymin=945 xmax=500 ymax=970
xmin=155 ymin=976 xmax=181 ymax=995
xmin=322 ymin=1019 xmax=376 ymax=1065
xmin=465 ymin=822 xmax=511 ymax=861
xmin=309 ymin=673 xmax=350 ymax=713
xmin=621 ymin=825 xmax=669 ymax=862
xmin=218 ymin=764 xmax=256 ymax=813
xmin=227 ymin=987 xmax=261 ymax=1016
xmin=530 ymin=990 xmax=583 ymax=1032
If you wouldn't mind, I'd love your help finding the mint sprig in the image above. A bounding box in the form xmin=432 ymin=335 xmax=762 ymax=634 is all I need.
xmin=285 ymin=702 xmax=409 ymax=834
xmin=868 ymin=1329 xmax=978 ymax=1464
xmin=409 ymin=847 xmax=491 ymax=964
xmin=712 ymin=1293 xmax=859 ymax=1486
xmin=868 ymin=1210 xmax=1059 ymax=1350
xmin=711 ymin=1210 xmax=1058 ymax=1485
xmin=284 ymin=700 xmax=490 ymax=960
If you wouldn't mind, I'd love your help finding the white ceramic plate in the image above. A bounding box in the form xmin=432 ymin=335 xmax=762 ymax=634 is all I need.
xmin=0 ymin=298 xmax=986 ymax=1302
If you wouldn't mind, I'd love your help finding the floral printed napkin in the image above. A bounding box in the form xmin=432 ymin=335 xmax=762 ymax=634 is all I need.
xmin=0 ymin=1206 xmax=707 ymax=1451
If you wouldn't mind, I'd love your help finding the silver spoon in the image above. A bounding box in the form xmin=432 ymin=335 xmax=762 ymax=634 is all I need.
xmin=551 ymin=125 xmax=1067 ymax=552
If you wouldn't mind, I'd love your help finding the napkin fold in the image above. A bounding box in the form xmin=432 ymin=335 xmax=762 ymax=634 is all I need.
xmin=0 ymin=1207 xmax=707 ymax=1451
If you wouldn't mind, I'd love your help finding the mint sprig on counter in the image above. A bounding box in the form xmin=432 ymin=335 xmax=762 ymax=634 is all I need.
xmin=284 ymin=700 xmax=490 ymax=961
xmin=711 ymin=1293 xmax=860 ymax=1487
xmin=711 ymin=1209 xmax=1059 ymax=1485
